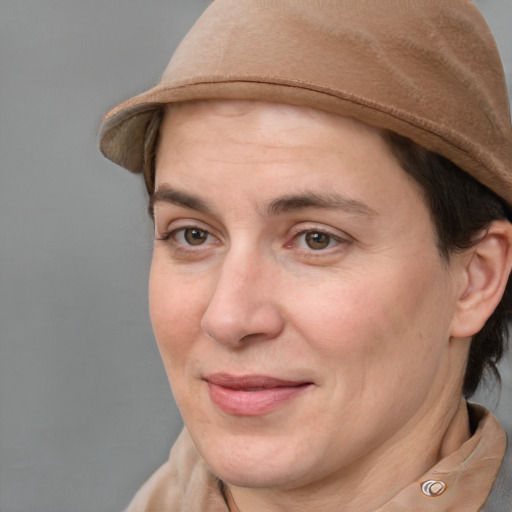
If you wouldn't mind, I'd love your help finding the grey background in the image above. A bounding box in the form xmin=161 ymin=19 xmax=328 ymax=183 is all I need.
xmin=0 ymin=1 xmax=511 ymax=511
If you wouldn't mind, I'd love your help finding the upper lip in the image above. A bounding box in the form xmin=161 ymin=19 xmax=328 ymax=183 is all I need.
xmin=204 ymin=373 xmax=312 ymax=389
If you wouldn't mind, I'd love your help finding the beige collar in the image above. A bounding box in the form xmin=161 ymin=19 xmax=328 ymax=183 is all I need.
xmin=375 ymin=403 xmax=506 ymax=512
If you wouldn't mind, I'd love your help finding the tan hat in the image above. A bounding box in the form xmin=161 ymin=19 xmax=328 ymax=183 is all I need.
xmin=99 ymin=0 xmax=512 ymax=206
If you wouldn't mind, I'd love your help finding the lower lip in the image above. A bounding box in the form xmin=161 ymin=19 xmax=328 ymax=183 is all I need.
xmin=207 ymin=382 xmax=311 ymax=416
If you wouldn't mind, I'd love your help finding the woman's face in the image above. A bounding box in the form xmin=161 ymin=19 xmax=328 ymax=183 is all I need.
xmin=149 ymin=100 xmax=466 ymax=491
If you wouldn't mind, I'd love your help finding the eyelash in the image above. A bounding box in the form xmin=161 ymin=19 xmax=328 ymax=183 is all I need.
xmin=156 ymin=226 xmax=216 ymax=245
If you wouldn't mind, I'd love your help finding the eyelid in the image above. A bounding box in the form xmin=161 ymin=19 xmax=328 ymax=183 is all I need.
xmin=288 ymin=223 xmax=349 ymax=240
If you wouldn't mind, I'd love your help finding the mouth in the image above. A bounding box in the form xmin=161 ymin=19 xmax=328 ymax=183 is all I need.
xmin=204 ymin=373 xmax=313 ymax=416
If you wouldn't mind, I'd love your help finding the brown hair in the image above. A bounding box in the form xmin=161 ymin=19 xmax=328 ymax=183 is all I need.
xmin=143 ymin=110 xmax=511 ymax=397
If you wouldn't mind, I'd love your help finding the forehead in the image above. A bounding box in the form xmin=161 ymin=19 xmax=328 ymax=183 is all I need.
xmin=156 ymin=100 xmax=396 ymax=175
xmin=158 ymin=99 xmax=384 ymax=152
xmin=153 ymin=100 xmax=427 ymax=215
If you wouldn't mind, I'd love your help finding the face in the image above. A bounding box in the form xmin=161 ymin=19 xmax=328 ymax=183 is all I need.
xmin=149 ymin=100 xmax=465 ymax=491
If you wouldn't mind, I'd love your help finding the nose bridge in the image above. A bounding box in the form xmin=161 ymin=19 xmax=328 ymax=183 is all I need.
xmin=200 ymin=244 xmax=283 ymax=346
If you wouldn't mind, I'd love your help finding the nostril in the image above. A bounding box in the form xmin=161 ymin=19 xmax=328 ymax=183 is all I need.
xmin=201 ymin=303 xmax=284 ymax=347
xmin=239 ymin=331 xmax=273 ymax=344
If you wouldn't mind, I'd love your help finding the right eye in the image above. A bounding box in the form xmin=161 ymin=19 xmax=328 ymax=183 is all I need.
xmin=158 ymin=226 xmax=217 ymax=248
xmin=177 ymin=227 xmax=211 ymax=246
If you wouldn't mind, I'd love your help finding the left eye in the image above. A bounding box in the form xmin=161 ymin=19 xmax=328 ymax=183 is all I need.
xmin=296 ymin=231 xmax=339 ymax=250
xmin=175 ymin=227 xmax=214 ymax=246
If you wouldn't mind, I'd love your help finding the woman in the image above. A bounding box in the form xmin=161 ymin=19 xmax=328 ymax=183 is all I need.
xmin=100 ymin=1 xmax=512 ymax=510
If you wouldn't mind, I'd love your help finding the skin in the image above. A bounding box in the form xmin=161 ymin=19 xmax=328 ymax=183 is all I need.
xmin=149 ymin=100 xmax=481 ymax=512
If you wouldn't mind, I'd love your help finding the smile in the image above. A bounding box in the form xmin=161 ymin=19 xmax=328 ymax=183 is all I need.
xmin=205 ymin=374 xmax=313 ymax=416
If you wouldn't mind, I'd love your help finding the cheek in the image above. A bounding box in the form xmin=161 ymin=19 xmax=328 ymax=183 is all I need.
xmin=148 ymin=259 xmax=207 ymax=373
xmin=286 ymin=260 xmax=453 ymax=390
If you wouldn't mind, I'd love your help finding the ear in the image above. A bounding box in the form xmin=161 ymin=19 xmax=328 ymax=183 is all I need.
xmin=451 ymin=220 xmax=512 ymax=338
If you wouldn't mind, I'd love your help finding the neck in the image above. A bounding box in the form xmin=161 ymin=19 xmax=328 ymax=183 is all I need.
xmin=226 ymin=398 xmax=470 ymax=512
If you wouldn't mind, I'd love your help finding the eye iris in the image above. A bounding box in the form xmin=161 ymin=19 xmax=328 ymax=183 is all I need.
xmin=305 ymin=232 xmax=330 ymax=250
xmin=184 ymin=228 xmax=208 ymax=245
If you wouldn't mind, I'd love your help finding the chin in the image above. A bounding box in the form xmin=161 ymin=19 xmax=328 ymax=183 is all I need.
xmin=211 ymin=457 xmax=307 ymax=490
xmin=190 ymin=427 xmax=318 ymax=490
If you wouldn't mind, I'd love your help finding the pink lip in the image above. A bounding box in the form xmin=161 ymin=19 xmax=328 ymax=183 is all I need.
xmin=205 ymin=373 xmax=313 ymax=416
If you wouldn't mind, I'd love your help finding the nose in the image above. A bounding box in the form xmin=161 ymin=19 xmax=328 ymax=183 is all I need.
xmin=200 ymin=251 xmax=285 ymax=347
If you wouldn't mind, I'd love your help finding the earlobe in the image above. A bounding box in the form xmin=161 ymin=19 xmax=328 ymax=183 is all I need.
xmin=451 ymin=220 xmax=512 ymax=338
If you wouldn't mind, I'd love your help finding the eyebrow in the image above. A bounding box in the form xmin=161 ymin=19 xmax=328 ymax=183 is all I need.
xmin=149 ymin=185 xmax=377 ymax=219
xmin=149 ymin=186 xmax=216 ymax=218
xmin=265 ymin=192 xmax=377 ymax=217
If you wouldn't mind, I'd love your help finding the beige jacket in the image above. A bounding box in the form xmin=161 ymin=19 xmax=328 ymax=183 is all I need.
xmin=125 ymin=404 xmax=507 ymax=512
